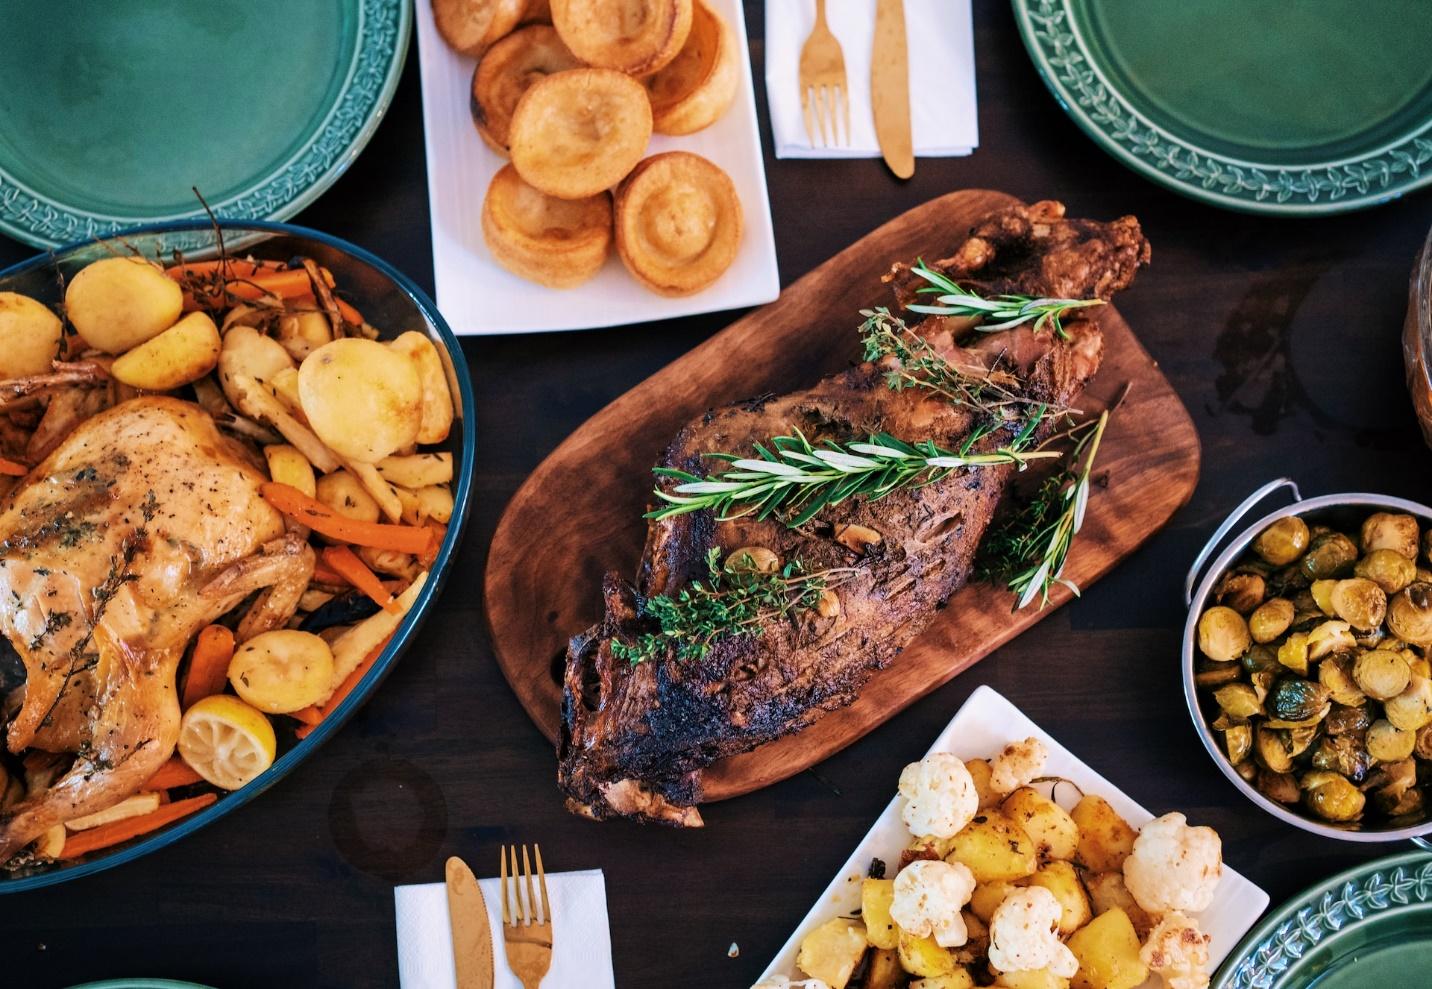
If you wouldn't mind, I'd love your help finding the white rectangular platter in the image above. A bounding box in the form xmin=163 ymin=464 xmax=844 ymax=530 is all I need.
xmin=413 ymin=0 xmax=780 ymax=335
xmin=758 ymin=685 xmax=1270 ymax=987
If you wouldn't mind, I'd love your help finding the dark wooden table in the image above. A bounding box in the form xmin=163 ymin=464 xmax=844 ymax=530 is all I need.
xmin=3 ymin=3 xmax=1431 ymax=986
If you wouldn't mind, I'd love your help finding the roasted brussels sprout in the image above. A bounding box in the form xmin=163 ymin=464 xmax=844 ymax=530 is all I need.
xmin=1243 ymin=645 xmax=1282 ymax=676
xmin=1324 ymin=702 xmax=1373 ymax=736
xmin=1306 ymin=620 xmax=1355 ymax=661
xmin=1385 ymin=675 xmax=1432 ymax=732
xmin=1367 ymin=719 xmax=1417 ymax=762
xmin=1318 ymin=654 xmax=1366 ymax=707
xmin=1216 ymin=572 xmax=1266 ymax=614
xmin=1305 ymin=775 xmax=1365 ymax=822
xmin=1256 ymin=768 xmax=1299 ymax=803
xmin=1388 ymin=583 xmax=1432 ymax=645
xmin=1362 ymin=512 xmax=1419 ymax=559
xmin=1249 ymin=598 xmax=1295 ymax=644
xmin=1254 ymin=517 xmax=1310 ymax=566
xmin=1355 ymin=549 xmax=1416 ymax=594
xmin=1285 ymin=725 xmax=1318 ymax=758
xmin=1214 ymin=683 xmax=1264 ymax=719
xmin=1310 ymin=734 xmax=1372 ymax=781
xmin=1301 ymin=532 xmax=1359 ymax=581
xmin=1330 ymin=578 xmax=1387 ymax=631
xmin=1223 ymin=723 xmax=1252 ymax=764
xmin=1236 ymin=760 xmax=1258 ymax=783
xmin=1352 ymin=649 xmax=1411 ymax=701
xmin=1270 ymin=677 xmax=1330 ymax=722
xmin=1277 ymin=633 xmax=1310 ymax=675
xmin=1198 ymin=606 xmax=1250 ymax=662
xmin=1255 ymin=726 xmax=1294 ymax=773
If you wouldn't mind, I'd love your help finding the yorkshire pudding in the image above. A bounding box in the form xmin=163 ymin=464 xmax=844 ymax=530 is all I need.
xmin=614 ymin=151 xmax=741 ymax=296
xmin=482 ymin=163 xmax=613 ymax=288
xmin=643 ymin=0 xmax=738 ymax=135
xmin=551 ymin=0 xmax=693 ymax=76
xmin=481 ymin=0 xmax=529 ymax=47
xmin=471 ymin=25 xmax=583 ymax=154
xmin=432 ymin=0 xmax=498 ymax=56
xmin=509 ymin=68 xmax=653 ymax=200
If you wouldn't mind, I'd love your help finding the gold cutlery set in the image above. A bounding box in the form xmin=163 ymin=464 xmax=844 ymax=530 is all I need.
xmin=799 ymin=0 xmax=913 ymax=177
xmin=446 ymin=845 xmax=553 ymax=989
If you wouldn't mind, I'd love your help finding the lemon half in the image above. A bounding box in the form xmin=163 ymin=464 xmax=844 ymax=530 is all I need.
xmin=178 ymin=694 xmax=277 ymax=791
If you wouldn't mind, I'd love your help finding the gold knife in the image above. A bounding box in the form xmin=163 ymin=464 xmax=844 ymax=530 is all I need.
xmin=446 ymin=855 xmax=495 ymax=989
xmin=871 ymin=0 xmax=914 ymax=179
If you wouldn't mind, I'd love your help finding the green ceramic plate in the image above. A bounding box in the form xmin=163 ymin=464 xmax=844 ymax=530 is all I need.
xmin=1012 ymin=0 xmax=1432 ymax=215
xmin=0 ymin=0 xmax=409 ymax=248
xmin=1214 ymin=850 xmax=1432 ymax=988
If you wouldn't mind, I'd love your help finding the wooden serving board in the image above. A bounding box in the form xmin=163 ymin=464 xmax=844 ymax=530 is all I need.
xmin=484 ymin=190 xmax=1201 ymax=802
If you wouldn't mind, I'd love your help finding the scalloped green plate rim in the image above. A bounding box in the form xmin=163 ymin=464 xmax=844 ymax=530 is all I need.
xmin=1213 ymin=849 xmax=1432 ymax=988
xmin=0 ymin=0 xmax=410 ymax=249
xmin=1012 ymin=0 xmax=1432 ymax=216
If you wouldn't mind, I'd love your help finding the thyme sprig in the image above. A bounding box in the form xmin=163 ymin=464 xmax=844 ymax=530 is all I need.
xmin=648 ymin=419 xmax=1058 ymax=527
xmin=611 ymin=548 xmax=849 ymax=664
xmin=976 ymin=409 xmax=1110 ymax=609
xmin=859 ymin=308 xmax=1060 ymax=420
xmin=906 ymin=262 xmax=1104 ymax=340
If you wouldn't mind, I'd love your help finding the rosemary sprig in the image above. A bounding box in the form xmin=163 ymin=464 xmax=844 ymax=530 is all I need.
xmin=610 ymin=548 xmax=840 ymax=664
xmin=859 ymin=308 xmax=1056 ymax=419
xmin=906 ymin=261 xmax=1104 ymax=340
xmin=975 ymin=410 xmax=1110 ymax=609
xmin=648 ymin=419 xmax=1058 ymax=527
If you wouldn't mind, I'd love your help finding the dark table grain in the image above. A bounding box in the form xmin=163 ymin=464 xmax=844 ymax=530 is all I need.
xmin=2 ymin=3 xmax=1431 ymax=986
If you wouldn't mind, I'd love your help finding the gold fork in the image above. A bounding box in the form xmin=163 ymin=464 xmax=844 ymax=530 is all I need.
xmin=798 ymin=0 xmax=850 ymax=147
xmin=500 ymin=844 xmax=553 ymax=989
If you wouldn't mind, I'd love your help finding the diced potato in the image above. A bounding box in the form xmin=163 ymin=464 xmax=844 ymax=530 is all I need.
xmin=65 ymin=256 xmax=183 ymax=354
xmin=1027 ymin=861 xmax=1092 ymax=936
xmin=277 ymin=308 xmax=332 ymax=361
xmin=945 ymin=812 xmax=1037 ymax=882
xmin=1002 ymin=787 xmax=1079 ymax=862
xmin=1083 ymin=871 xmax=1157 ymax=939
xmin=316 ymin=468 xmax=381 ymax=524
xmin=110 ymin=311 xmax=221 ymax=390
xmin=862 ymin=878 xmax=899 ymax=949
xmin=1066 ymin=908 xmax=1147 ymax=989
xmin=0 ymin=292 xmax=63 ymax=378
xmin=797 ymin=917 xmax=868 ymax=989
xmin=377 ymin=451 xmax=454 ymax=488
xmin=865 ymin=947 xmax=906 ymax=989
xmin=903 ymin=834 xmax=956 ymax=866
xmin=966 ymin=758 xmax=1000 ymax=809
xmin=389 ymin=330 xmax=455 ymax=444
xmin=912 ymin=970 xmax=975 ymax=989
xmin=264 ymin=444 xmax=317 ymax=498
xmin=298 ymin=338 xmax=422 ymax=463
xmin=969 ymin=880 xmax=1022 ymax=923
xmin=1071 ymin=796 xmax=1137 ymax=873
xmin=898 ymin=930 xmax=956 ymax=978
xmin=994 ymin=970 xmax=1070 ymax=989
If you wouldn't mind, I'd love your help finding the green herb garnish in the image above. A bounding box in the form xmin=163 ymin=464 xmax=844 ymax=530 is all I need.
xmin=906 ymin=261 xmax=1104 ymax=340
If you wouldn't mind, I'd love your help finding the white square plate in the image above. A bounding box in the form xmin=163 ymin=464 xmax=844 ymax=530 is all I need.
xmin=758 ymin=685 xmax=1270 ymax=987
xmin=413 ymin=0 xmax=780 ymax=335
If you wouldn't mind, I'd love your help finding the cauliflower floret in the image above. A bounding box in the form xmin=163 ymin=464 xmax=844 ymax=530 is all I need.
xmin=1123 ymin=812 xmax=1223 ymax=913
xmin=987 ymin=886 xmax=1078 ymax=978
xmin=989 ymin=737 xmax=1048 ymax=794
xmin=890 ymin=859 xmax=977 ymax=947
xmin=899 ymin=752 xmax=979 ymax=838
xmin=1140 ymin=911 xmax=1212 ymax=989
xmin=751 ymin=977 xmax=829 ymax=989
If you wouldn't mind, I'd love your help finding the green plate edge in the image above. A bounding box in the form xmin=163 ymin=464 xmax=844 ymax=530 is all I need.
xmin=0 ymin=0 xmax=410 ymax=249
xmin=1212 ymin=849 xmax=1432 ymax=987
xmin=1010 ymin=0 xmax=1432 ymax=216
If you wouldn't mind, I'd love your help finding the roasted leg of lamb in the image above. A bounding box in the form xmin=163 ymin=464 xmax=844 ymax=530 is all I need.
xmin=558 ymin=202 xmax=1150 ymax=826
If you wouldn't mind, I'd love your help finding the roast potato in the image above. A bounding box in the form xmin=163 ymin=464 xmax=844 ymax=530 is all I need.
xmin=298 ymin=338 xmax=422 ymax=463
xmin=0 ymin=292 xmax=62 ymax=379
xmin=614 ymin=151 xmax=742 ymax=296
xmin=65 ymin=256 xmax=183 ymax=354
xmin=388 ymin=331 xmax=455 ymax=444
xmin=945 ymin=812 xmax=1037 ymax=882
xmin=1026 ymin=861 xmax=1092 ymax=936
xmin=551 ymin=0 xmax=692 ymax=75
xmin=276 ymin=308 xmax=332 ymax=361
xmin=898 ymin=929 xmax=957 ymax=978
xmin=1070 ymin=796 xmax=1136 ymax=873
xmin=1001 ymin=787 xmax=1078 ymax=862
xmin=862 ymin=877 xmax=898 ymax=950
xmin=509 ymin=69 xmax=652 ymax=200
xmin=643 ymin=0 xmax=738 ymax=134
xmin=316 ymin=469 xmax=382 ymax=525
xmin=218 ymin=325 xmax=295 ymax=409
xmin=228 ymin=629 xmax=334 ymax=714
xmin=1065 ymin=908 xmax=1147 ymax=989
xmin=377 ymin=452 xmax=454 ymax=488
xmin=470 ymin=25 xmax=582 ymax=154
xmin=264 ymin=444 xmax=317 ymax=498
xmin=993 ymin=970 xmax=1069 ymax=989
xmin=110 ymin=311 xmax=221 ymax=391
xmin=482 ymin=164 xmax=614 ymax=288
xmin=796 ymin=917 xmax=868 ymax=989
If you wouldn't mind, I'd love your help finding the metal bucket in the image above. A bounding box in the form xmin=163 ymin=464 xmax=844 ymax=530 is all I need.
xmin=1182 ymin=478 xmax=1432 ymax=846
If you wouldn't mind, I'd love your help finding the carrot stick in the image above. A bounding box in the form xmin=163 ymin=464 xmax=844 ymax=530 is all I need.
xmin=419 ymin=522 xmax=445 ymax=568
xmin=165 ymin=259 xmax=282 ymax=281
xmin=145 ymin=757 xmax=204 ymax=791
xmin=288 ymin=706 xmax=323 ymax=726
xmin=59 ymin=793 xmax=218 ymax=859
xmin=0 ymin=457 xmax=28 ymax=476
xmin=261 ymin=483 xmax=434 ymax=554
xmin=223 ymin=268 xmax=315 ymax=302
xmin=335 ymin=297 xmax=365 ymax=327
xmin=311 ymin=560 xmax=351 ymax=586
xmin=181 ymin=625 xmax=236 ymax=709
xmin=294 ymin=633 xmax=395 ymax=741
xmin=322 ymin=545 xmax=398 ymax=614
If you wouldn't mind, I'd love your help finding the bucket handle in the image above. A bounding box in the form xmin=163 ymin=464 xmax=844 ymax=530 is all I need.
xmin=1184 ymin=478 xmax=1303 ymax=607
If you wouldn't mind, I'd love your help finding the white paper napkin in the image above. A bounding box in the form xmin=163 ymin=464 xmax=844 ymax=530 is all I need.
xmin=395 ymin=869 xmax=614 ymax=988
xmin=765 ymin=0 xmax=979 ymax=159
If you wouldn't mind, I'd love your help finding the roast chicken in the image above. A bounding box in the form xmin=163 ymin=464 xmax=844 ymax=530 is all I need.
xmin=0 ymin=396 xmax=314 ymax=863
xmin=558 ymin=201 xmax=1150 ymax=826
